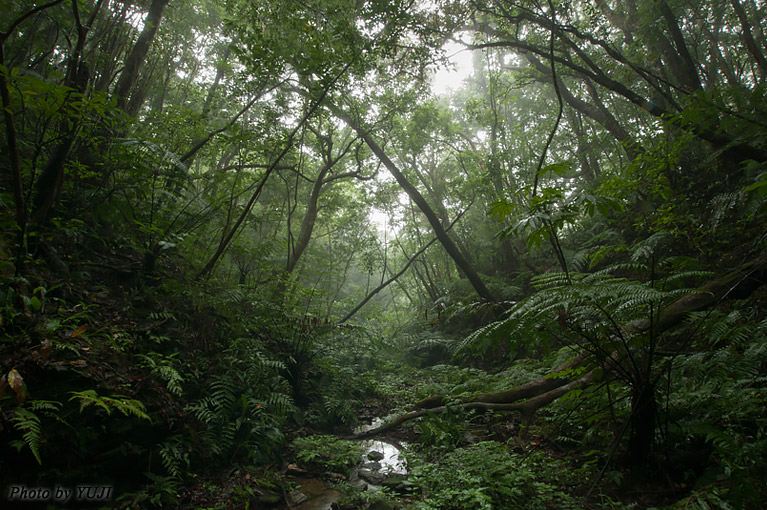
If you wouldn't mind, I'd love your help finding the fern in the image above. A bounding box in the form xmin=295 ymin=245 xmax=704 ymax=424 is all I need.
xmin=159 ymin=435 xmax=190 ymax=479
xmin=138 ymin=352 xmax=184 ymax=396
xmin=9 ymin=400 xmax=63 ymax=464
xmin=10 ymin=408 xmax=43 ymax=464
xmin=69 ymin=390 xmax=149 ymax=419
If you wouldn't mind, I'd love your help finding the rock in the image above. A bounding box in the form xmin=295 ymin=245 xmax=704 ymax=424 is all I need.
xmin=362 ymin=461 xmax=382 ymax=471
xmin=381 ymin=473 xmax=414 ymax=493
xmin=370 ymin=499 xmax=397 ymax=510
xmin=381 ymin=473 xmax=407 ymax=488
xmin=358 ymin=468 xmax=386 ymax=485
xmin=367 ymin=450 xmax=385 ymax=461
xmin=257 ymin=491 xmax=281 ymax=506
xmin=287 ymin=489 xmax=308 ymax=506
xmin=286 ymin=463 xmax=310 ymax=476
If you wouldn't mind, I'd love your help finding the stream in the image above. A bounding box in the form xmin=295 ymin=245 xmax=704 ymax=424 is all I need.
xmin=289 ymin=418 xmax=407 ymax=510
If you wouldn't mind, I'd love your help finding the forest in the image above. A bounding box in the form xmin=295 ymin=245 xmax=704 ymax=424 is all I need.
xmin=1 ymin=0 xmax=766 ymax=508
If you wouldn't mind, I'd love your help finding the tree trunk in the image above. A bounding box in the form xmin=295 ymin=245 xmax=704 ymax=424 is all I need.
xmin=627 ymin=380 xmax=657 ymax=467
xmin=29 ymin=0 xmax=103 ymax=224
xmin=337 ymin=110 xmax=496 ymax=302
xmin=112 ymin=0 xmax=169 ymax=112
xmin=286 ymin=165 xmax=329 ymax=273
xmin=730 ymin=0 xmax=767 ymax=80
xmin=356 ymin=257 xmax=767 ymax=438
xmin=525 ymin=53 xmax=642 ymax=161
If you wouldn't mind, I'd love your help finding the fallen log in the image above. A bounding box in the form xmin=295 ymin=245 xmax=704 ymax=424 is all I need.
xmin=353 ymin=257 xmax=767 ymax=439
xmin=413 ymin=354 xmax=585 ymax=410
xmin=353 ymin=370 xmax=597 ymax=439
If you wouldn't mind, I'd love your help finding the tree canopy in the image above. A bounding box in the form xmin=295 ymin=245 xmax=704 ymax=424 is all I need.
xmin=1 ymin=0 xmax=766 ymax=508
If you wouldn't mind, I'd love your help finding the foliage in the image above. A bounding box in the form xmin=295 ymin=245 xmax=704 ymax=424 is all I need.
xmin=69 ymin=390 xmax=149 ymax=419
xmin=185 ymin=363 xmax=292 ymax=466
xmin=665 ymin=311 xmax=767 ymax=507
xmin=7 ymin=400 xmax=62 ymax=464
xmin=292 ymin=434 xmax=364 ymax=474
xmin=408 ymin=441 xmax=582 ymax=510
xmin=1 ymin=0 xmax=767 ymax=508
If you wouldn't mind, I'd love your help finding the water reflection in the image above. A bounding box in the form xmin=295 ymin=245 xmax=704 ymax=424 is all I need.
xmin=358 ymin=439 xmax=407 ymax=475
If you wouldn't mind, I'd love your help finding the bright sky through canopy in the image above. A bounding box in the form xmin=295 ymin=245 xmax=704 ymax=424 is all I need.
xmin=368 ymin=42 xmax=473 ymax=234
xmin=431 ymin=40 xmax=474 ymax=96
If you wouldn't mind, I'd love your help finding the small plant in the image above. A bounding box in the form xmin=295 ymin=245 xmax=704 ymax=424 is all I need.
xmin=69 ymin=390 xmax=149 ymax=419
xmin=407 ymin=441 xmax=580 ymax=510
xmin=8 ymin=400 xmax=62 ymax=464
xmin=117 ymin=473 xmax=180 ymax=509
xmin=415 ymin=404 xmax=468 ymax=450
xmin=292 ymin=435 xmax=364 ymax=474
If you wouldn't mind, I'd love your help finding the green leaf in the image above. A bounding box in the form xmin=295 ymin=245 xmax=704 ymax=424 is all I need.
xmin=539 ymin=161 xmax=571 ymax=176
xmin=743 ymin=180 xmax=767 ymax=194
xmin=487 ymin=200 xmax=516 ymax=221
xmin=29 ymin=296 xmax=42 ymax=313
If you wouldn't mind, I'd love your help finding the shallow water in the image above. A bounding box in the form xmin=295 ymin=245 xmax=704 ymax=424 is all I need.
xmin=293 ymin=478 xmax=344 ymax=510
xmin=357 ymin=439 xmax=407 ymax=475
xmin=290 ymin=418 xmax=408 ymax=509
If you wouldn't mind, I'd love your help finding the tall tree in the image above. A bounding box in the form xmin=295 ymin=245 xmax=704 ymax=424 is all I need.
xmin=112 ymin=0 xmax=170 ymax=112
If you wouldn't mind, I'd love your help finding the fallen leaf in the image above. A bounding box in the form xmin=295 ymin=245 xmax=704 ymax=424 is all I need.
xmin=41 ymin=339 xmax=52 ymax=362
xmin=72 ymin=324 xmax=88 ymax=337
xmin=8 ymin=369 xmax=26 ymax=403
xmin=8 ymin=369 xmax=23 ymax=392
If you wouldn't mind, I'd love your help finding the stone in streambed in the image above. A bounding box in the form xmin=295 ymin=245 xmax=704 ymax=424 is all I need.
xmin=367 ymin=450 xmax=385 ymax=461
xmin=287 ymin=489 xmax=308 ymax=505
xmin=358 ymin=468 xmax=386 ymax=485
xmin=381 ymin=473 xmax=413 ymax=493
xmin=257 ymin=490 xmax=281 ymax=506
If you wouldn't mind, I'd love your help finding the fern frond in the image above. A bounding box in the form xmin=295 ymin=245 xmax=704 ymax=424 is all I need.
xmin=11 ymin=408 xmax=44 ymax=464
xmin=69 ymin=390 xmax=149 ymax=419
xmin=661 ymin=270 xmax=714 ymax=289
xmin=530 ymin=272 xmax=574 ymax=289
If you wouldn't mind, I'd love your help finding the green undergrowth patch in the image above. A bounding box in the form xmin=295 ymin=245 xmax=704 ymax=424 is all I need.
xmin=292 ymin=434 xmax=364 ymax=474
xmin=366 ymin=351 xmax=555 ymax=411
xmin=406 ymin=440 xmax=586 ymax=510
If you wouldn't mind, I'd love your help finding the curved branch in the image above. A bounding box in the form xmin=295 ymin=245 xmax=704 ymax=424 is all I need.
xmin=339 ymin=203 xmax=473 ymax=324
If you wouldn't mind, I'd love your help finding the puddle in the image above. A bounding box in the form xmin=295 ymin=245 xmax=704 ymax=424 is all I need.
xmin=288 ymin=418 xmax=409 ymax=508
xmin=293 ymin=478 xmax=343 ymax=510
xmin=354 ymin=416 xmax=387 ymax=434
xmin=357 ymin=439 xmax=407 ymax=475
xmin=351 ymin=418 xmax=408 ymax=492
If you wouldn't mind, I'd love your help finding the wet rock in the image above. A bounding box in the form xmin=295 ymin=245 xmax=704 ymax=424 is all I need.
xmin=367 ymin=450 xmax=385 ymax=461
xmin=358 ymin=468 xmax=386 ymax=485
xmin=381 ymin=473 xmax=414 ymax=493
xmin=362 ymin=461 xmax=382 ymax=471
xmin=288 ymin=489 xmax=308 ymax=506
xmin=370 ymin=499 xmax=397 ymax=510
xmin=287 ymin=463 xmax=310 ymax=476
xmin=257 ymin=490 xmax=281 ymax=506
xmin=381 ymin=473 xmax=407 ymax=487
